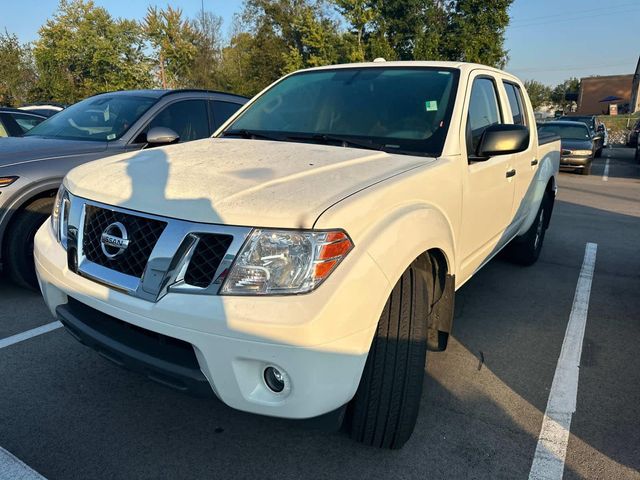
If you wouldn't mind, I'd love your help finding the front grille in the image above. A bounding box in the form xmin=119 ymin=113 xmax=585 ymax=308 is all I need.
xmin=184 ymin=234 xmax=233 ymax=288
xmin=83 ymin=205 xmax=167 ymax=278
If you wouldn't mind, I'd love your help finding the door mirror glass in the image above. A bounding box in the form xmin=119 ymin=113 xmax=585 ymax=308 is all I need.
xmin=476 ymin=124 xmax=529 ymax=158
xmin=146 ymin=126 xmax=179 ymax=145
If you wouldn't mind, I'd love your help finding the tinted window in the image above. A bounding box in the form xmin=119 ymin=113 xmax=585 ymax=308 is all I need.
xmin=504 ymin=82 xmax=527 ymax=126
xmin=467 ymin=78 xmax=502 ymax=155
xmin=211 ymin=101 xmax=242 ymax=130
xmin=11 ymin=112 xmax=44 ymax=133
xmin=538 ymin=123 xmax=591 ymax=140
xmin=143 ymin=100 xmax=209 ymax=142
xmin=0 ymin=119 xmax=7 ymax=137
xmin=224 ymin=67 xmax=460 ymax=157
xmin=25 ymin=95 xmax=156 ymax=141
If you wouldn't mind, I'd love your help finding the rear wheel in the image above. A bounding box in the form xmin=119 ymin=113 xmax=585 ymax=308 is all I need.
xmin=3 ymin=197 xmax=53 ymax=289
xmin=348 ymin=257 xmax=430 ymax=449
xmin=505 ymin=192 xmax=551 ymax=266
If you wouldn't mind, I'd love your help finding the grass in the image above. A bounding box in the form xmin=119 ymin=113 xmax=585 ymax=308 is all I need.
xmin=596 ymin=112 xmax=639 ymax=145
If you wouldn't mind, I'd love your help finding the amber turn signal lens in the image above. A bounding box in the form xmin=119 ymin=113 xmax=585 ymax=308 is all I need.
xmin=0 ymin=176 xmax=19 ymax=188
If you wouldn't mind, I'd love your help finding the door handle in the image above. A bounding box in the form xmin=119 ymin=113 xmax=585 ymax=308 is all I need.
xmin=531 ymin=159 xmax=538 ymax=166
xmin=506 ymin=169 xmax=517 ymax=178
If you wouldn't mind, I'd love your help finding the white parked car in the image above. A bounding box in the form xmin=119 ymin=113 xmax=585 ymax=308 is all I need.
xmin=35 ymin=61 xmax=560 ymax=449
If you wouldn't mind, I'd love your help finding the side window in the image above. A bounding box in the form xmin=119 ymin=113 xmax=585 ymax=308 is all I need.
xmin=0 ymin=118 xmax=8 ymax=137
xmin=12 ymin=113 xmax=44 ymax=133
xmin=466 ymin=77 xmax=502 ymax=156
xmin=503 ymin=82 xmax=527 ymax=126
xmin=210 ymin=100 xmax=243 ymax=130
xmin=138 ymin=99 xmax=209 ymax=143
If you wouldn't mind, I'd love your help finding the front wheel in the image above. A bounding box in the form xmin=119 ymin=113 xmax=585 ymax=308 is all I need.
xmin=348 ymin=257 xmax=430 ymax=449
xmin=505 ymin=193 xmax=551 ymax=266
xmin=3 ymin=197 xmax=54 ymax=289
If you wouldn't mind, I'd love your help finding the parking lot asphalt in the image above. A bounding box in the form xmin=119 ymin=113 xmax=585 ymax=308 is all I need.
xmin=0 ymin=148 xmax=638 ymax=480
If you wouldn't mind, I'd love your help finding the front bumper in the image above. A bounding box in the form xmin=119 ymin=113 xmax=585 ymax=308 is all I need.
xmin=560 ymin=155 xmax=591 ymax=169
xmin=34 ymin=221 xmax=388 ymax=419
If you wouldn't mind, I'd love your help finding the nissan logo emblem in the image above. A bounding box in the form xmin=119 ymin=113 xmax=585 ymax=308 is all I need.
xmin=100 ymin=222 xmax=130 ymax=259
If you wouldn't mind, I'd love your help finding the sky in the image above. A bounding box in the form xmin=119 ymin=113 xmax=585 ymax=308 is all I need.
xmin=1 ymin=0 xmax=638 ymax=86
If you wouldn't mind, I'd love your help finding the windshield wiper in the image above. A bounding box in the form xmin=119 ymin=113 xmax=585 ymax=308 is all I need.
xmin=222 ymin=129 xmax=283 ymax=142
xmin=285 ymin=133 xmax=386 ymax=152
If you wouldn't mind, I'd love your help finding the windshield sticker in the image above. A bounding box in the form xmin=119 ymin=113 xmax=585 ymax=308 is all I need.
xmin=107 ymin=133 xmax=116 ymax=140
xmin=425 ymin=100 xmax=438 ymax=112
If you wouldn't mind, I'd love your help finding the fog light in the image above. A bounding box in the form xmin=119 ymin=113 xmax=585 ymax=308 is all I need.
xmin=263 ymin=366 xmax=287 ymax=393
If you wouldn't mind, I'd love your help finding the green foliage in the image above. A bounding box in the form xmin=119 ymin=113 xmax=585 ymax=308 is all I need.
xmin=5 ymin=0 xmax=517 ymax=103
xmin=524 ymin=79 xmax=552 ymax=110
xmin=0 ymin=31 xmax=37 ymax=106
xmin=32 ymin=0 xmax=152 ymax=104
xmin=143 ymin=6 xmax=200 ymax=89
xmin=550 ymin=77 xmax=580 ymax=108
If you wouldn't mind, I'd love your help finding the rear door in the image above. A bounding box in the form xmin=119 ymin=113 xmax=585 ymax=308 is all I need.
xmin=458 ymin=72 xmax=516 ymax=280
xmin=502 ymin=80 xmax=535 ymax=225
xmin=209 ymin=99 xmax=244 ymax=132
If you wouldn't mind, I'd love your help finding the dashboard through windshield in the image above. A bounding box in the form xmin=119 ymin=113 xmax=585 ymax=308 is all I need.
xmin=222 ymin=67 xmax=460 ymax=157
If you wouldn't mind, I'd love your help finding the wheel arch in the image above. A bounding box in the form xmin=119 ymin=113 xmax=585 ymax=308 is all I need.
xmin=0 ymin=180 xmax=61 ymax=261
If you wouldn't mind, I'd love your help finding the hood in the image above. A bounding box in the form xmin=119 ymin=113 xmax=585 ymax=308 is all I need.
xmin=561 ymin=139 xmax=592 ymax=151
xmin=0 ymin=136 xmax=107 ymax=167
xmin=65 ymin=138 xmax=433 ymax=228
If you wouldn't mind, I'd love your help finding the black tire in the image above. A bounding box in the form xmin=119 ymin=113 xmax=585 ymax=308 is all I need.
xmin=505 ymin=193 xmax=551 ymax=266
xmin=635 ymin=146 xmax=640 ymax=163
xmin=581 ymin=162 xmax=592 ymax=176
xmin=3 ymin=197 xmax=54 ymax=289
xmin=348 ymin=257 xmax=430 ymax=449
xmin=594 ymin=148 xmax=602 ymax=158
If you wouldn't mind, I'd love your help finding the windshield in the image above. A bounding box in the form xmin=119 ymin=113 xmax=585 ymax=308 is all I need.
xmin=222 ymin=67 xmax=460 ymax=157
xmin=25 ymin=94 xmax=157 ymax=141
xmin=539 ymin=123 xmax=591 ymax=141
xmin=560 ymin=116 xmax=594 ymax=129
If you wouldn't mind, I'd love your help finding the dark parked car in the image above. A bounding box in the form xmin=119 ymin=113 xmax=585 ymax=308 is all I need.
xmin=558 ymin=115 xmax=604 ymax=156
xmin=0 ymin=89 xmax=247 ymax=288
xmin=0 ymin=108 xmax=46 ymax=137
xmin=627 ymin=118 xmax=640 ymax=147
xmin=538 ymin=121 xmax=596 ymax=175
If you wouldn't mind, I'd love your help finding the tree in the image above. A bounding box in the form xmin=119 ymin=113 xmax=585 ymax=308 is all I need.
xmin=143 ymin=6 xmax=199 ymax=88
xmin=32 ymin=0 xmax=152 ymax=104
xmin=550 ymin=77 xmax=580 ymax=110
xmin=524 ymin=80 xmax=552 ymax=110
xmin=188 ymin=10 xmax=224 ymax=89
xmin=443 ymin=0 xmax=513 ymax=68
xmin=0 ymin=31 xmax=37 ymax=106
xmin=333 ymin=0 xmax=375 ymax=61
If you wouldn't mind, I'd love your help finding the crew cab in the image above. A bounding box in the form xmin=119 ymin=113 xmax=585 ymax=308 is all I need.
xmin=34 ymin=62 xmax=560 ymax=449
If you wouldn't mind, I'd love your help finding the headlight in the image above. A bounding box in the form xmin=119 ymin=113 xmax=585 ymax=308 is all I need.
xmin=220 ymin=229 xmax=354 ymax=295
xmin=0 ymin=176 xmax=19 ymax=188
xmin=51 ymin=185 xmax=70 ymax=248
xmin=572 ymin=150 xmax=592 ymax=156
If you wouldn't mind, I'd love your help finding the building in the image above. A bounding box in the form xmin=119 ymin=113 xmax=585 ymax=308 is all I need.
xmin=577 ymin=74 xmax=634 ymax=115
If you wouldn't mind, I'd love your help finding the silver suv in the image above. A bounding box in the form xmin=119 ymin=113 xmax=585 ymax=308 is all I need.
xmin=0 ymin=89 xmax=246 ymax=288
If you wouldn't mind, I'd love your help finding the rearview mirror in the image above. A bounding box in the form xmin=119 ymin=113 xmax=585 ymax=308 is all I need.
xmin=476 ymin=124 xmax=529 ymax=158
xmin=146 ymin=126 xmax=179 ymax=145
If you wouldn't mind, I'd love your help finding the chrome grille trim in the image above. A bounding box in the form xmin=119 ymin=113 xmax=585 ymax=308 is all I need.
xmin=66 ymin=193 xmax=252 ymax=302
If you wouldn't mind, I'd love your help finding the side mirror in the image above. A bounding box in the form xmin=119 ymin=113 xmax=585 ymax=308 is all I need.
xmin=146 ymin=126 xmax=179 ymax=145
xmin=476 ymin=124 xmax=529 ymax=159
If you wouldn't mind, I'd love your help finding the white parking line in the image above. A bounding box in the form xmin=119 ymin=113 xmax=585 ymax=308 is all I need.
xmin=529 ymin=242 xmax=597 ymax=480
xmin=602 ymin=159 xmax=609 ymax=181
xmin=0 ymin=321 xmax=62 ymax=349
xmin=0 ymin=447 xmax=47 ymax=479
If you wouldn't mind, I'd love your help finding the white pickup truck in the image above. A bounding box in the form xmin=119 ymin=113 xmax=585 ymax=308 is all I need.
xmin=35 ymin=61 xmax=560 ymax=449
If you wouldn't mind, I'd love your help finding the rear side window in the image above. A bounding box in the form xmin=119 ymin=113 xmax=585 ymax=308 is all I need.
xmin=0 ymin=118 xmax=7 ymax=137
xmin=210 ymin=100 xmax=243 ymax=130
xmin=503 ymin=82 xmax=527 ymax=126
xmin=466 ymin=77 xmax=502 ymax=156
xmin=12 ymin=113 xmax=44 ymax=133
